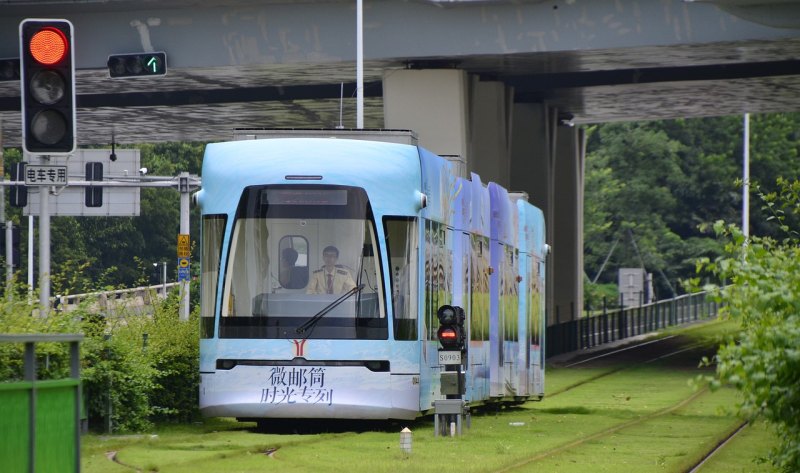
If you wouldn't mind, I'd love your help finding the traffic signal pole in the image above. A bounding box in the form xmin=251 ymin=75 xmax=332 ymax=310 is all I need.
xmin=179 ymin=172 xmax=190 ymax=321
xmin=38 ymin=156 xmax=50 ymax=311
xmin=0 ymin=117 xmax=10 ymax=293
xmin=18 ymin=19 xmax=75 ymax=313
xmin=434 ymin=304 xmax=469 ymax=437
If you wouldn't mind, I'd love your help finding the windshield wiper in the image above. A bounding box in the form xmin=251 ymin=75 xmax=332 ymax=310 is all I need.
xmin=295 ymin=284 xmax=365 ymax=335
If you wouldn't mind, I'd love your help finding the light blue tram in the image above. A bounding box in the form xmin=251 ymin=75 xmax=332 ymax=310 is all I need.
xmin=197 ymin=130 xmax=548 ymax=422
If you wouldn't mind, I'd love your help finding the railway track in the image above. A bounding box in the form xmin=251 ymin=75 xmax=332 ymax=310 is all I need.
xmin=546 ymin=332 xmax=710 ymax=397
xmin=687 ymin=421 xmax=750 ymax=473
xmin=495 ymin=386 xmax=712 ymax=472
xmin=495 ymin=325 xmax=743 ymax=472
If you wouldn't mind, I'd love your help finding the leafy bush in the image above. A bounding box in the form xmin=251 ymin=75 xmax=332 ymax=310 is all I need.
xmin=0 ymin=285 xmax=199 ymax=433
xmin=583 ymin=280 xmax=619 ymax=312
xmin=80 ymin=290 xmax=200 ymax=432
xmin=0 ymin=293 xmax=82 ymax=381
xmin=697 ymin=179 xmax=800 ymax=472
xmin=81 ymin=328 xmax=157 ymax=432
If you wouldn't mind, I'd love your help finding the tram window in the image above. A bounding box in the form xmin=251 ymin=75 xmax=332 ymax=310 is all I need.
xmin=201 ymin=215 xmax=226 ymax=338
xmin=384 ymin=217 xmax=418 ymax=341
xmin=278 ymin=235 xmax=309 ymax=289
xmin=219 ymin=184 xmax=388 ymax=340
xmin=424 ymin=220 xmax=452 ymax=341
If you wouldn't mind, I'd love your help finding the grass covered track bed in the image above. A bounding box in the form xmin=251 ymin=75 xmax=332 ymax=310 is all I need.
xmin=81 ymin=319 xmax=779 ymax=472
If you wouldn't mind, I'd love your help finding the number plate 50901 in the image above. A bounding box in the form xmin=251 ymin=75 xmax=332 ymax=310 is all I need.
xmin=438 ymin=351 xmax=462 ymax=365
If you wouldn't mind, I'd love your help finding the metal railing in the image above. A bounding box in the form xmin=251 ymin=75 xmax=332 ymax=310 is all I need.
xmin=56 ymin=282 xmax=180 ymax=313
xmin=546 ymin=292 xmax=718 ymax=357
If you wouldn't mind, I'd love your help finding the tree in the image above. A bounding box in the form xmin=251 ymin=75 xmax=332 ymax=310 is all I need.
xmin=584 ymin=113 xmax=800 ymax=304
xmin=584 ymin=121 xmax=691 ymax=298
xmin=697 ymin=179 xmax=800 ymax=472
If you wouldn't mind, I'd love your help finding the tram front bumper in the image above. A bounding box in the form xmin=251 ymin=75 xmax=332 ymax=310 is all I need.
xmin=200 ymin=365 xmax=419 ymax=420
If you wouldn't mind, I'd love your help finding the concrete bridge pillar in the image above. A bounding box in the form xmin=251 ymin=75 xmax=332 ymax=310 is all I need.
xmin=467 ymin=78 xmax=514 ymax=185
xmin=383 ymin=70 xmax=513 ymax=180
xmin=552 ymin=124 xmax=585 ymax=323
xmin=383 ymin=70 xmax=584 ymax=325
xmin=510 ymin=103 xmax=585 ymax=324
xmin=511 ymin=103 xmax=556 ymax=325
xmin=383 ymin=69 xmax=469 ymax=160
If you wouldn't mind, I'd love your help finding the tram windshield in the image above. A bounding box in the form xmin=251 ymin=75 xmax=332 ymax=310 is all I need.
xmin=219 ymin=185 xmax=387 ymax=340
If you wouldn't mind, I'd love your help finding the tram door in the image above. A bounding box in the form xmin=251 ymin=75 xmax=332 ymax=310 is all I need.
xmin=470 ymin=235 xmax=491 ymax=401
xmin=421 ymin=220 xmax=452 ymax=409
xmin=385 ymin=218 xmax=422 ymax=412
xmin=503 ymin=245 xmax=520 ymax=397
xmin=518 ymin=252 xmax=532 ymax=397
xmin=489 ymin=240 xmax=503 ymax=397
xmin=532 ymin=256 xmax=546 ymax=397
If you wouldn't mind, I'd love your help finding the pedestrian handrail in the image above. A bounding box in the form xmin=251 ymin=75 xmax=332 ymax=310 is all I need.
xmin=55 ymin=282 xmax=180 ymax=313
xmin=546 ymin=291 xmax=719 ymax=357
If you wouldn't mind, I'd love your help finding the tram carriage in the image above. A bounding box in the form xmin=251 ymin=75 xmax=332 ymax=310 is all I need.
xmin=197 ymin=129 xmax=548 ymax=421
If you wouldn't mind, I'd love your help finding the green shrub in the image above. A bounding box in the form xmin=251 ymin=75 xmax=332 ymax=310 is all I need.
xmin=81 ymin=324 xmax=157 ymax=433
xmin=80 ymin=290 xmax=200 ymax=432
xmin=0 ymin=285 xmax=200 ymax=433
xmin=0 ymin=294 xmax=82 ymax=381
xmin=697 ymin=178 xmax=800 ymax=472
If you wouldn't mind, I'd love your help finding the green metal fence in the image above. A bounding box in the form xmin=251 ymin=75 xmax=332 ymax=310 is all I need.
xmin=0 ymin=334 xmax=83 ymax=473
xmin=546 ymin=292 xmax=719 ymax=357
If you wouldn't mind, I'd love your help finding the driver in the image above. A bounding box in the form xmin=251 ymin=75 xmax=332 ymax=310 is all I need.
xmin=307 ymin=245 xmax=356 ymax=294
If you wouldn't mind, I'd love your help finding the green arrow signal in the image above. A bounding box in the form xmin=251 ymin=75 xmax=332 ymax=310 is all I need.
xmin=108 ymin=52 xmax=166 ymax=77
xmin=147 ymin=56 xmax=158 ymax=73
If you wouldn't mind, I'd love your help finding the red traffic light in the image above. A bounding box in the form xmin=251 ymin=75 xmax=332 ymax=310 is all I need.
xmin=19 ymin=19 xmax=76 ymax=155
xmin=436 ymin=304 xmax=466 ymax=351
xmin=29 ymin=27 xmax=68 ymax=65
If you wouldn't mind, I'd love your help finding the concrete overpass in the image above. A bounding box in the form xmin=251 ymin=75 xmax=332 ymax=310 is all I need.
xmin=1 ymin=0 xmax=800 ymax=322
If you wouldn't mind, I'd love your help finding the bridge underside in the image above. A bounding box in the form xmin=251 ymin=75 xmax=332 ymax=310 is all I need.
xmin=3 ymin=43 xmax=800 ymax=144
xmin=2 ymin=0 xmax=800 ymax=143
xmin=2 ymin=0 xmax=800 ymax=323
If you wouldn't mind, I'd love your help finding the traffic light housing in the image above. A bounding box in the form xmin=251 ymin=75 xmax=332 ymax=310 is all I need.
xmin=436 ymin=305 xmax=466 ymax=351
xmin=19 ymin=19 xmax=76 ymax=155
xmin=0 ymin=58 xmax=20 ymax=82
xmin=107 ymin=52 xmax=167 ymax=78
xmin=9 ymin=162 xmax=27 ymax=208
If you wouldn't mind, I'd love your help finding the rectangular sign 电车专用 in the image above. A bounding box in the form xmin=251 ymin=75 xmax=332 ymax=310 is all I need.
xmin=24 ymin=165 xmax=68 ymax=185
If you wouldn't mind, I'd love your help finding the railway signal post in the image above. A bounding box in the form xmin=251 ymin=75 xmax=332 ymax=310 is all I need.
xmin=434 ymin=304 xmax=470 ymax=437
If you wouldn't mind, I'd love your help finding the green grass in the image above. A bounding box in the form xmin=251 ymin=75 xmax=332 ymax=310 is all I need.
xmin=695 ymin=421 xmax=780 ymax=473
xmin=80 ymin=318 xmax=779 ymax=473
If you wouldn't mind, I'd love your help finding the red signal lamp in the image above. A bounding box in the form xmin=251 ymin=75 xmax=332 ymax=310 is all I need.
xmin=29 ymin=27 xmax=68 ymax=65
xmin=19 ymin=19 xmax=75 ymax=155
xmin=438 ymin=327 xmax=458 ymax=341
